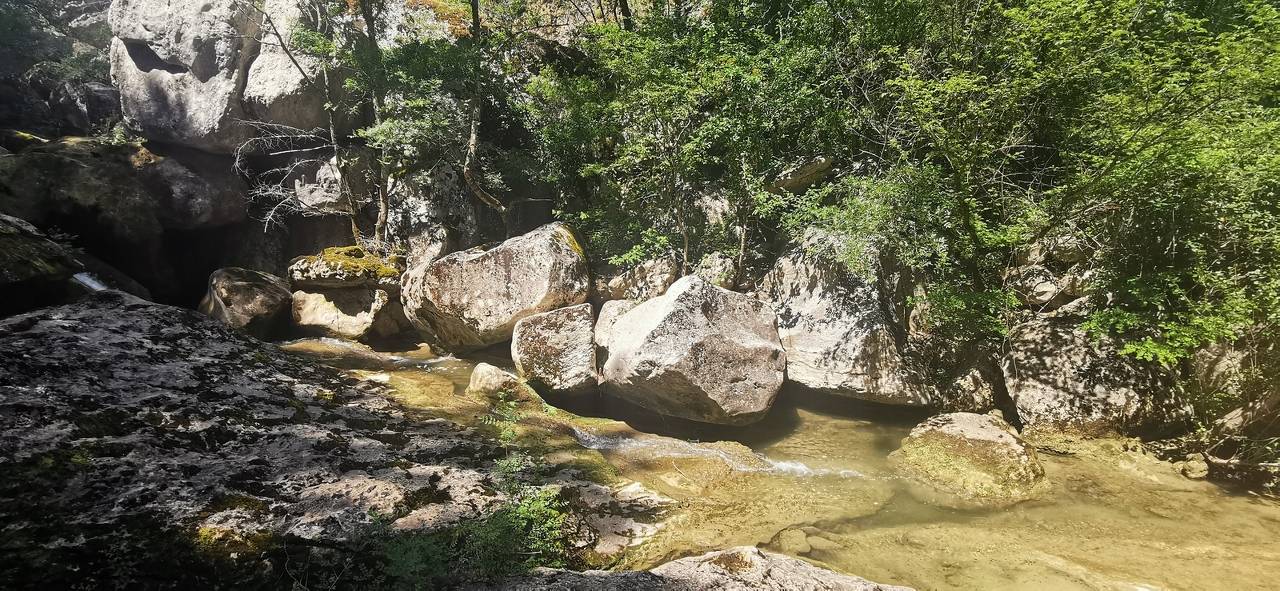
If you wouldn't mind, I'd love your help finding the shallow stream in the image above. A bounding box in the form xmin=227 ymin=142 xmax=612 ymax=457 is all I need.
xmin=286 ymin=339 xmax=1280 ymax=591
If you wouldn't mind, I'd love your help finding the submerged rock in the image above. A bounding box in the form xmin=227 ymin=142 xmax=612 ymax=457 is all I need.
xmin=599 ymin=275 xmax=786 ymax=425
xmin=401 ymin=222 xmax=590 ymax=352
xmin=758 ymin=242 xmax=934 ymax=406
xmin=1002 ymin=318 xmax=1191 ymax=436
xmin=478 ymin=546 xmax=913 ymax=590
xmin=197 ymin=267 xmax=291 ymax=340
xmin=889 ymin=412 xmax=1048 ymax=508
xmin=0 ymin=291 xmax=500 ymax=588
xmin=512 ymin=303 xmax=598 ymax=396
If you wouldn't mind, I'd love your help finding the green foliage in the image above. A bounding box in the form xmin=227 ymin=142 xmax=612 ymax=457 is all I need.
xmin=454 ymin=487 xmax=573 ymax=576
xmin=527 ymin=0 xmax=1280 ymax=370
xmin=378 ymin=486 xmax=576 ymax=587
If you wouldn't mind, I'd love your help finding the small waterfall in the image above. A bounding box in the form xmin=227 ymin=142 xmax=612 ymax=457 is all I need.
xmin=71 ymin=272 xmax=109 ymax=292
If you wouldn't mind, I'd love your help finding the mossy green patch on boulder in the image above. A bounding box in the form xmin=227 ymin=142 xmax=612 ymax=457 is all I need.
xmin=889 ymin=412 xmax=1048 ymax=508
xmin=289 ymin=246 xmax=404 ymax=290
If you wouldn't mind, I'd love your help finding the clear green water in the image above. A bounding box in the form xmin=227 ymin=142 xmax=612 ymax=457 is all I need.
xmin=285 ymin=339 xmax=1280 ymax=591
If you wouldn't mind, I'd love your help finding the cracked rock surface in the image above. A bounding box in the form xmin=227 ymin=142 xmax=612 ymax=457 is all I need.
xmin=0 ymin=291 xmax=500 ymax=588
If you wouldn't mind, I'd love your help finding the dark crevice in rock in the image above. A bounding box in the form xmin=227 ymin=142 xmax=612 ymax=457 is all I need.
xmin=123 ymin=41 xmax=189 ymax=76
xmin=988 ymin=356 xmax=1024 ymax=429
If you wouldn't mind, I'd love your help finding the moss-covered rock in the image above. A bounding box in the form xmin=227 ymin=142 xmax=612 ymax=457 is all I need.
xmin=287 ymin=247 xmax=413 ymax=344
xmin=288 ymin=246 xmax=404 ymax=290
xmin=889 ymin=412 xmax=1048 ymax=508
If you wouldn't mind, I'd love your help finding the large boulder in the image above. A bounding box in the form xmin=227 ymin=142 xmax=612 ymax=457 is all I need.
xmin=0 ymin=138 xmax=245 ymax=300
xmin=889 ymin=412 xmax=1048 ymax=508
xmin=240 ymin=0 xmax=330 ymax=133
xmin=288 ymin=247 xmax=411 ymax=343
xmin=603 ymin=255 xmax=680 ymax=302
xmin=0 ymin=291 xmax=501 ymax=588
xmin=512 ymin=303 xmax=598 ymax=396
xmin=758 ymin=243 xmax=934 ymax=406
xmin=401 ymin=222 xmax=590 ymax=352
xmin=48 ymin=81 xmax=122 ymax=135
xmin=388 ymin=163 xmax=486 ymax=271
xmin=478 ymin=546 xmax=913 ymax=591
xmin=599 ymin=275 xmax=786 ymax=425
xmin=108 ymin=0 xmax=259 ymax=152
xmin=1001 ymin=318 xmax=1190 ymax=436
xmin=197 ymin=267 xmax=292 ymax=340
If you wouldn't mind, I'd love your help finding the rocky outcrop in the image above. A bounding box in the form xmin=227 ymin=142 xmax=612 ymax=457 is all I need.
xmin=0 ymin=291 xmax=502 ymax=588
xmin=603 ymin=255 xmax=680 ymax=302
xmin=1006 ymin=264 xmax=1090 ymax=311
xmin=599 ymin=275 xmax=786 ymax=425
xmin=240 ymin=0 xmax=329 ymax=133
xmin=289 ymin=247 xmax=411 ymax=343
xmin=0 ymin=213 xmax=82 ymax=314
xmin=57 ymin=0 xmax=113 ymax=47
xmin=401 ymin=223 xmax=590 ymax=352
xmin=389 ymin=163 xmax=486 ymax=270
xmin=512 ymin=303 xmax=598 ymax=396
xmin=889 ymin=413 xmax=1047 ymax=508
xmin=0 ymin=138 xmax=245 ymax=300
xmin=197 ymin=267 xmax=292 ymax=339
xmin=478 ymin=546 xmax=913 ymax=590
xmin=1001 ymin=318 xmax=1190 ymax=436
xmin=48 ymin=81 xmax=121 ymax=135
xmin=694 ymin=252 xmax=736 ymax=289
xmin=108 ymin=0 xmax=259 ymax=152
xmin=758 ymin=243 xmax=934 ymax=406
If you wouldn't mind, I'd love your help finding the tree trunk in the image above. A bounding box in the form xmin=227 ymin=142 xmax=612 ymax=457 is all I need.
xmin=461 ymin=0 xmax=507 ymax=219
xmin=618 ymin=0 xmax=633 ymax=30
xmin=322 ymin=63 xmax=363 ymax=245
xmin=734 ymin=206 xmax=748 ymax=288
xmin=357 ymin=0 xmax=389 ymax=250
xmin=463 ymin=104 xmax=506 ymax=215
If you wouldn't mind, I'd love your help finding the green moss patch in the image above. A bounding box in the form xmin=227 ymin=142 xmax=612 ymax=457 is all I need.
xmin=314 ymin=246 xmax=403 ymax=280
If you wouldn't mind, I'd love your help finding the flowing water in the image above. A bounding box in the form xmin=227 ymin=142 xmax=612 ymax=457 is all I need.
xmin=285 ymin=339 xmax=1280 ymax=591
